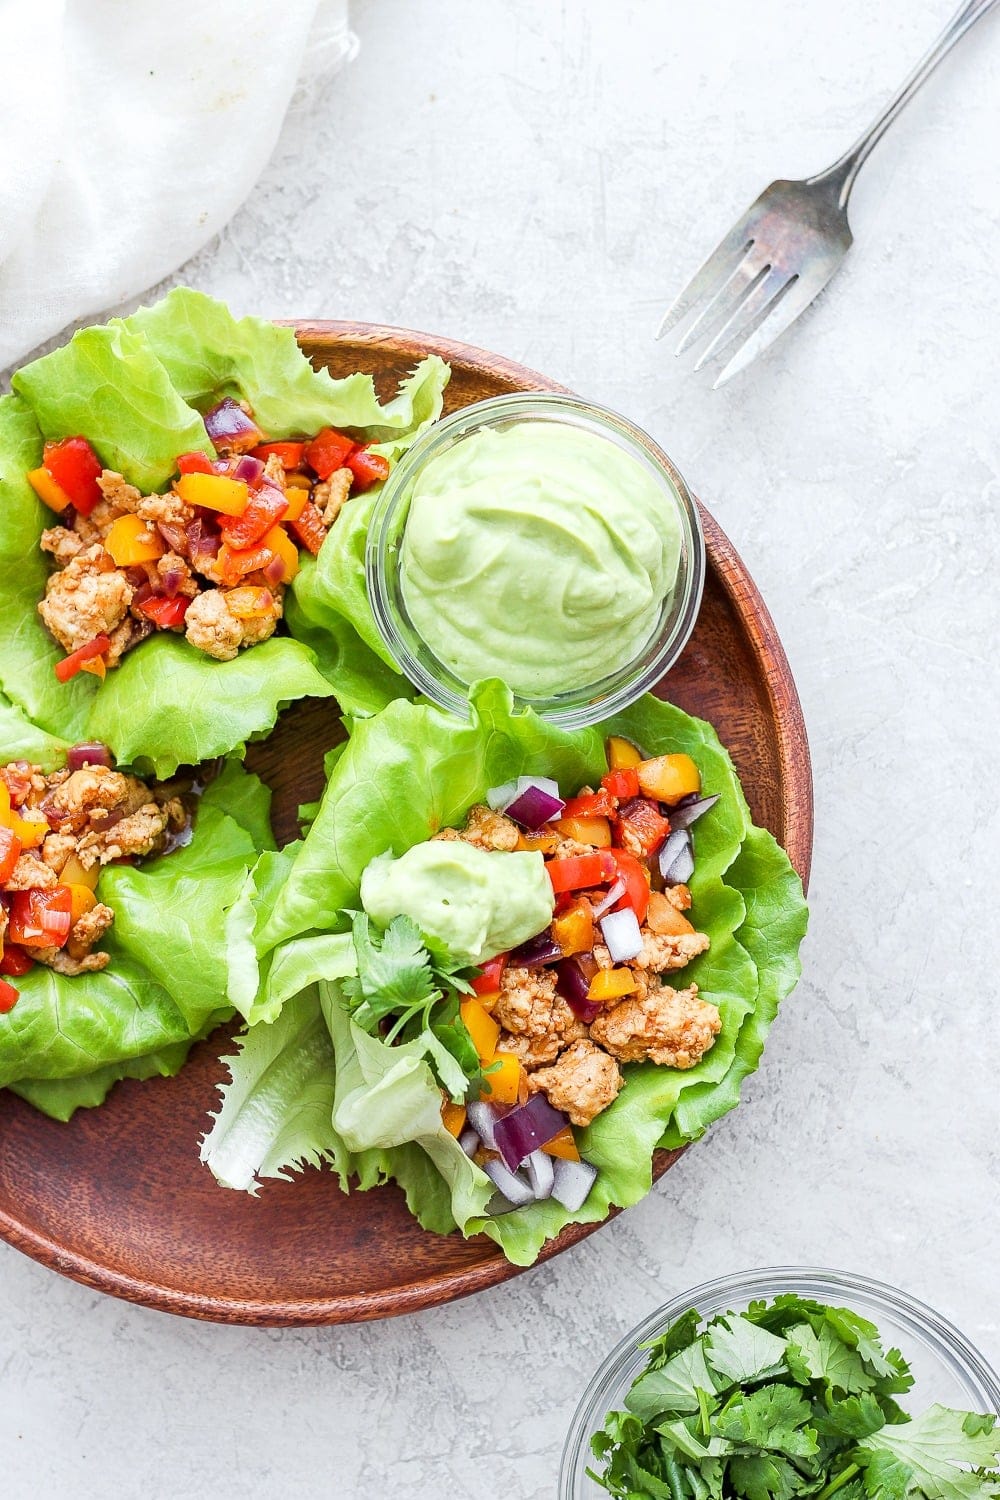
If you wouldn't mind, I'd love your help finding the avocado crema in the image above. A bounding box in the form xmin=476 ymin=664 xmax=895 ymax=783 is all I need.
xmin=398 ymin=421 xmax=682 ymax=697
xmin=359 ymin=839 xmax=554 ymax=966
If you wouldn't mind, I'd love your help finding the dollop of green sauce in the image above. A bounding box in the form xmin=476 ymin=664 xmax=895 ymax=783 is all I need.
xmin=359 ymin=839 xmax=554 ymax=966
xmin=399 ymin=422 xmax=682 ymax=697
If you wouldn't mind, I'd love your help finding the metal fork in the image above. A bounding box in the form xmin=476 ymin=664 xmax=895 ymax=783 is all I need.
xmin=658 ymin=0 xmax=1000 ymax=387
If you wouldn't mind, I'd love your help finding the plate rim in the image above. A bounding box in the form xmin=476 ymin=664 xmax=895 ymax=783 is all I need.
xmin=0 ymin=321 xmax=813 ymax=1324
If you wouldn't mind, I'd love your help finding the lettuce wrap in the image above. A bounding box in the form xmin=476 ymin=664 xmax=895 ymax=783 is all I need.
xmin=0 ymin=726 xmax=275 ymax=1121
xmin=2 ymin=289 xmax=449 ymax=772
xmin=204 ymin=682 xmax=807 ymax=1266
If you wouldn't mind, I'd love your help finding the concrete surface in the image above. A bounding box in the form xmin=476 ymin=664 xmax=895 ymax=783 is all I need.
xmin=2 ymin=2 xmax=999 ymax=1495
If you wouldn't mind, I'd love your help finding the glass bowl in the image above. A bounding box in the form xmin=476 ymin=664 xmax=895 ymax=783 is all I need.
xmin=560 ymin=1266 xmax=1000 ymax=1499
xmin=365 ymin=393 xmax=705 ymax=728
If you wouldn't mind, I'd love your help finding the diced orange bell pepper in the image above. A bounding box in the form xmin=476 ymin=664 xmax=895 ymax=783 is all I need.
xmin=441 ymin=1099 xmax=467 ymax=1138
xmin=587 ymin=967 xmax=637 ymax=1002
xmin=105 ymin=514 xmax=165 ymax=566
xmin=58 ymin=852 xmax=99 ymax=891
xmin=519 ymin=833 xmax=560 ymax=854
xmin=616 ymin=796 xmax=671 ymax=857
xmin=602 ymin=767 xmax=640 ymax=801
xmin=219 ymin=486 xmax=288 ymax=550
xmin=0 ymin=826 xmax=22 ymax=883
xmin=636 ymin=753 xmax=701 ymax=805
xmin=250 ymin=441 xmax=306 ymax=470
xmin=27 ymin=466 xmax=72 ymax=513
xmin=216 ymin=541 xmax=276 ymax=587
xmin=460 ymin=997 xmax=500 ymax=1063
xmin=65 ymin=884 xmax=97 ymax=926
xmin=482 ymin=1051 xmax=522 ymax=1106
xmin=646 ymin=891 xmax=696 ymax=937
xmin=562 ymin=789 xmax=617 ymax=819
xmin=225 ymin=586 xmax=276 ymax=620
xmin=542 ymin=1125 xmax=580 ymax=1162
xmin=0 ymin=782 xmax=10 ymax=824
xmin=175 ymin=472 xmax=250 ymax=517
xmin=552 ymin=814 xmax=612 ymax=848
xmin=551 ymin=899 xmax=595 ymax=956
xmin=9 ymin=812 xmax=47 ymax=849
xmin=607 ymin=735 xmax=643 ymax=771
xmin=262 ymin=524 xmax=299 ymax=582
xmin=281 ymin=480 xmax=311 ymax=518
xmin=54 ymin=633 xmax=110 ymax=683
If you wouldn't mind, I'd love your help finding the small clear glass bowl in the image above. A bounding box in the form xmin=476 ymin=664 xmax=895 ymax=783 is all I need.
xmin=560 ymin=1267 xmax=1000 ymax=1499
xmin=365 ymin=393 xmax=705 ymax=728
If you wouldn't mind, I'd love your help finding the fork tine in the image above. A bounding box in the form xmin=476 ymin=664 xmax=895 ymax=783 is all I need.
xmin=676 ymin=253 xmax=771 ymax=357
xmin=655 ymin=215 xmax=759 ymax=340
xmin=712 ymin=266 xmax=838 ymax=387
xmin=692 ymin=266 xmax=795 ymax=372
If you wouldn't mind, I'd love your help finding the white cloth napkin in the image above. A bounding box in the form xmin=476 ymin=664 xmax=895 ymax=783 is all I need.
xmin=0 ymin=0 xmax=354 ymax=373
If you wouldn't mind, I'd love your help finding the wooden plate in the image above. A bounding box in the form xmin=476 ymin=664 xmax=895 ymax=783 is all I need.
xmin=0 ymin=324 xmax=813 ymax=1325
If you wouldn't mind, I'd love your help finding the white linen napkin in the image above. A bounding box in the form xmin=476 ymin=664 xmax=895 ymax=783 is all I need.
xmin=0 ymin=0 xmax=355 ymax=373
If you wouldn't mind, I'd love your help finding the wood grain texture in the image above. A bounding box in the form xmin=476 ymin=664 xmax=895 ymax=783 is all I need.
xmin=0 ymin=324 xmax=813 ymax=1325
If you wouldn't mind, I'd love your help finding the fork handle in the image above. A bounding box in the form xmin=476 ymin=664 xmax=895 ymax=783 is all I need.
xmin=811 ymin=0 xmax=1000 ymax=206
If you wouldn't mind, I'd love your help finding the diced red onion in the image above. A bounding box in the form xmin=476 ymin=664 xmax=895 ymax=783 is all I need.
xmin=157 ymin=521 xmax=189 ymax=556
xmin=160 ymin=567 xmax=184 ymax=597
xmin=525 ymin=1148 xmax=554 ymax=1200
xmin=486 ymin=779 xmax=518 ymax=811
xmin=517 ymin=774 xmax=560 ymax=801
xmin=231 ymin=454 xmax=265 ymax=486
xmin=659 ymin=828 xmax=695 ymax=884
xmin=458 ymin=1128 xmax=480 ymax=1159
xmin=492 ymin=1091 xmax=568 ymax=1171
xmin=504 ymin=783 xmax=565 ymax=831
xmin=186 ymin=518 xmax=221 ymax=563
xmin=466 ymin=1099 xmax=500 ymax=1150
xmin=668 ymin=794 xmax=719 ymax=831
xmin=264 ymin=553 xmax=286 ymax=587
xmin=67 ymin=742 xmax=113 ymax=771
xmin=600 ymin=907 xmax=643 ymax=963
xmin=556 ymin=959 xmax=602 ymax=1024
xmin=132 ymin=581 xmax=157 ymax=608
xmin=551 ymin=1157 xmax=598 ymax=1211
xmin=510 ymin=932 xmax=562 ymax=969
xmin=203 ymin=397 xmax=262 ymax=452
xmin=591 ymin=877 xmax=627 ymax=919
xmin=482 ymin=1157 xmax=535 ymax=1208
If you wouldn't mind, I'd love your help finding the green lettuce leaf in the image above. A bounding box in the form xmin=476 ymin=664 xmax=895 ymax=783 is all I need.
xmin=0 ymin=688 xmax=68 ymax=771
xmin=84 ymin=633 xmax=334 ymax=780
xmin=8 ymin=1040 xmax=197 ymax=1122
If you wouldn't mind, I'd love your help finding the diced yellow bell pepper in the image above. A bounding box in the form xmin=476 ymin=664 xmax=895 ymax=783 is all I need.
xmin=542 ymin=1125 xmax=580 ymax=1162
xmin=636 ymin=753 xmax=701 ymax=805
xmin=27 ymin=466 xmax=72 ymax=513
xmin=607 ymin=735 xmax=642 ymax=771
xmin=551 ymin=899 xmax=595 ymax=956
xmin=9 ymin=812 xmax=46 ymax=849
xmin=175 ymin=472 xmax=250 ymax=517
xmin=105 ymin=514 xmax=165 ymax=566
xmin=281 ymin=484 xmax=310 ymax=520
xmin=225 ymin=586 xmax=276 ymax=620
xmin=59 ymin=852 xmax=100 ymax=891
xmin=262 ymin=523 xmax=300 ymax=582
xmin=80 ymin=655 xmax=107 ymax=680
xmin=587 ymin=967 xmax=637 ymax=1002
xmin=65 ymin=884 xmax=97 ymax=926
xmin=482 ymin=1050 xmax=522 ymax=1105
xmin=441 ymin=1099 xmax=467 ymax=1138
xmin=519 ymin=833 xmax=560 ymax=854
xmin=0 ymin=783 xmax=10 ymax=826
xmin=646 ymin=890 xmax=696 ymax=937
xmin=552 ymin=814 xmax=612 ymax=848
xmin=460 ymin=997 xmax=500 ymax=1063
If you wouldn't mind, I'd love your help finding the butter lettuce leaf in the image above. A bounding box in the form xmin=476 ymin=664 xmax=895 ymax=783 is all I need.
xmin=9 ymin=1041 xmax=198 ymax=1122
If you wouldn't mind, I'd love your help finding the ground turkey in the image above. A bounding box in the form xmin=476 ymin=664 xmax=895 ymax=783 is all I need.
xmin=589 ymin=983 xmax=721 ymax=1068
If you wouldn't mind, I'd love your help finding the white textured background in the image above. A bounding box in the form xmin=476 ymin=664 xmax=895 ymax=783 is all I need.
xmin=2 ymin=2 xmax=999 ymax=1496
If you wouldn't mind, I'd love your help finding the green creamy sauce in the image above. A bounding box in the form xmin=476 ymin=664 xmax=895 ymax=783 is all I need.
xmin=359 ymin=839 xmax=554 ymax=966
xmin=399 ymin=422 xmax=682 ymax=697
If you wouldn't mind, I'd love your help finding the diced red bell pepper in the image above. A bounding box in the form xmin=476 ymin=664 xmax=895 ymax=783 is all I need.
xmin=472 ymin=953 xmax=508 ymax=998
xmin=0 ymin=825 xmax=23 ymax=883
xmin=0 ymin=945 xmax=35 ymax=977
xmin=55 ymin=633 xmax=110 ymax=683
xmin=608 ymin=848 xmax=651 ymax=925
xmin=176 ymin=451 xmax=215 ymax=476
xmin=562 ymin=788 xmax=617 ymax=819
xmin=8 ymin=885 xmax=74 ymax=948
xmin=304 ymin=427 xmax=355 ymax=480
xmin=219 ymin=485 xmax=289 ymax=550
xmin=250 ymin=441 xmax=306 ymax=469
xmin=42 ymin=437 xmax=103 ymax=517
xmin=616 ymin=796 xmax=671 ymax=858
xmin=138 ymin=593 xmax=189 ymax=629
xmin=0 ymin=978 xmax=19 ymax=1013
xmin=601 ymin=767 xmax=640 ymax=802
xmin=546 ymin=850 xmax=616 ymax=895
xmin=216 ymin=541 xmax=276 ymax=587
xmin=345 ymin=446 xmax=390 ymax=492
xmin=287 ymin=502 xmax=328 ymax=556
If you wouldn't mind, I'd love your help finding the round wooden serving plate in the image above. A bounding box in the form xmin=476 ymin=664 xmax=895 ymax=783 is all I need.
xmin=0 ymin=324 xmax=813 ymax=1325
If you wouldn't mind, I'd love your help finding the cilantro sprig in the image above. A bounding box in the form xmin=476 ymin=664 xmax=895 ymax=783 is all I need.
xmin=589 ymin=1296 xmax=1000 ymax=1500
xmin=341 ymin=913 xmax=488 ymax=1103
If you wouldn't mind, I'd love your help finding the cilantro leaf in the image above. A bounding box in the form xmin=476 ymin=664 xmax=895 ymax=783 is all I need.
xmin=705 ymin=1315 xmax=790 ymax=1387
xmin=786 ymin=1322 xmax=876 ymax=1395
xmin=813 ymin=1395 xmax=888 ymax=1442
xmin=643 ymin=1308 xmax=704 ymax=1368
xmin=342 ymin=912 xmax=438 ymax=1028
xmin=729 ymin=1453 xmax=805 ymax=1500
xmin=716 ymin=1385 xmax=820 ymax=1459
xmin=627 ymin=1339 xmax=720 ymax=1420
xmin=857 ymin=1406 xmax=1000 ymax=1500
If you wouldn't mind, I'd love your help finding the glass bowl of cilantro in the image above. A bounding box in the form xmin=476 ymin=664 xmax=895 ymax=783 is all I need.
xmin=559 ymin=1267 xmax=1000 ymax=1500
